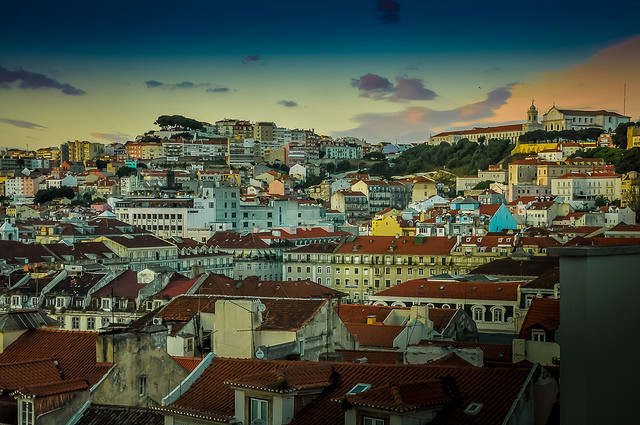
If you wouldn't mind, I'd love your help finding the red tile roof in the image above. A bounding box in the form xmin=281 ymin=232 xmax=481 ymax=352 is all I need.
xmin=12 ymin=378 xmax=89 ymax=398
xmin=163 ymin=357 xmax=534 ymax=425
xmin=336 ymin=236 xmax=457 ymax=255
xmin=173 ymin=356 xmax=203 ymax=372
xmin=0 ymin=359 xmax=63 ymax=391
xmin=335 ymin=304 xmax=405 ymax=324
xmin=414 ymin=340 xmax=513 ymax=363
xmin=519 ymin=298 xmax=560 ymax=340
xmin=207 ymin=231 xmax=270 ymax=249
xmin=93 ymin=270 xmax=144 ymax=298
xmin=344 ymin=323 xmax=405 ymax=347
xmin=428 ymin=308 xmax=457 ymax=333
xmin=157 ymin=276 xmax=201 ymax=298
xmin=374 ymin=278 xmax=521 ymax=301
xmin=197 ymin=274 xmax=343 ymax=299
xmin=226 ymin=363 xmax=334 ymax=392
xmin=0 ymin=329 xmax=111 ymax=386
xmin=343 ymin=379 xmax=453 ymax=412
xmin=104 ymin=235 xmax=175 ymax=249
xmin=257 ymin=298 xmax=327 ymax=331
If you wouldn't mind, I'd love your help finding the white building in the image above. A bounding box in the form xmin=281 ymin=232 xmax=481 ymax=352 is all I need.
xmin=542 ymin=107 xmax=630 ymax=132
xmin=551 ymin=172 xmax=622 ymax=202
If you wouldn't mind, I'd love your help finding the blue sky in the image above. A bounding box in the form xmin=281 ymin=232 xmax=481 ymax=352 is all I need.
xmin=1 ymin=0 xmax=639 ymax=148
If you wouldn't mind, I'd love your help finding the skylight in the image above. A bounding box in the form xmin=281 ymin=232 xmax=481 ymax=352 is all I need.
xmin=464 ymin=402 xmax=483 ymax=415
xmin=347 ymin=383 xmax=371 ymax=395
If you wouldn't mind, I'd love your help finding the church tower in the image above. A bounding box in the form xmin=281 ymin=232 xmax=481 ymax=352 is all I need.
xmin=524 ymin=100 xmax=542 ymax=132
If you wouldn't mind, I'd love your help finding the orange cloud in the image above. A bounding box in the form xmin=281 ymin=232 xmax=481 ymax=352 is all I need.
xmin=478 ymin=35 xmax=640 ymax=125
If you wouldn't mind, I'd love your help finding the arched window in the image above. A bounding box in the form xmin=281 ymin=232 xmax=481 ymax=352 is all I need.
xmin=472 ymin=305 xmax=485 ymax=322
xmin=491 ymin=306 xmax=506 ymax=322
xmin=441 ymin=304 xmax=450 ymax=309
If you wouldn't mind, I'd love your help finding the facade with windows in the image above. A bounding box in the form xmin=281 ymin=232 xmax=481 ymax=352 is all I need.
xmin=369 ymin=277 xmax=524 ymax=336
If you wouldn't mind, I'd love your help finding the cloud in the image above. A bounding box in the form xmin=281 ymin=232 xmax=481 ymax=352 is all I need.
xmin=144 ymin=80 xmax=212 ymax=90
xmin=486 ymin=35 xmax=640 ymax=125
xmin=206 ymin=87 xmax=230 ymax=93
xmin=144 ymin=80 xmax=164 ymax=88
xmin=0 ymin=118 xmax=47 ymax=130
xmin=351 ymin=73 xmax=437 ymax=101
xmin=333 ymin=85 xmax=514 ymax=142
xmin=90 ymin=132 xmax=130 ymax=143
xmin=243 ymin=55 xmax=261 ymax=64
xmin=394 ymin=78 xmax=438 ymax=100
xmin=377 ymin=1 xmax=401 ymax=24
xmin=277 ymin=100 xmax=298 ymax=107
xmin=0 ymin=65 xmax=85 ymax=95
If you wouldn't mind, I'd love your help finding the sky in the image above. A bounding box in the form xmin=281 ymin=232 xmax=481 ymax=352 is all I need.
xmin=1 ymin=0 xmax=639 ymax=149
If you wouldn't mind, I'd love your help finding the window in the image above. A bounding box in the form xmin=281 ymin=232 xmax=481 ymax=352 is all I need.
xmin=317 ymin=266 xmax=322 ymax=274
xmin=441 ymin=304 xmax=450 ymax=309
xmin=56 ymin=297 xmax=65 ymax=307
xmin=472 ymin=306 xmax=484 ymax=322
xmin=532 ymin=330 xmax=546 ymax=342
xmin=250 ymin=398 xmax=268 ymax=423
xmin=101 ymin=298 xmax=111 ymax=310
xmin=139 ymin=376 xmax=147 ymax=396
xmin=362 ymin=417 xmax=385 ymax=425
xmin=186 ymin=338 xmax=194 ymax=352
xmin=71 ymin=317 xmax=80 ymax=329
xmin=326 ymin=266 xmax=331 ymax=274
xmin=101 ymin=317 xmax=110 ymax=327
xmin=20 ymin=400 xmax=33 ymax=425
xmin=492 ymin=306 xmax=505 ymax=322
xmin=87 ymin=317 xmax=95 ymax=330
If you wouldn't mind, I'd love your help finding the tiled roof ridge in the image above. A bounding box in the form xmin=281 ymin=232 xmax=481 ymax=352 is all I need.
xmin=12 ymin=377 xmax=89 ymax=398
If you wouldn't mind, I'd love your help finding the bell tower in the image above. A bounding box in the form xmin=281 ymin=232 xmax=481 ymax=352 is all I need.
xmin=524 ymin=100 xmax=542 ymax=132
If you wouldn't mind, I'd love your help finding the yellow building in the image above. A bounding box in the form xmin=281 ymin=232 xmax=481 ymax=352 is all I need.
xmin=627 ymin=126 xmax=640 ymax=149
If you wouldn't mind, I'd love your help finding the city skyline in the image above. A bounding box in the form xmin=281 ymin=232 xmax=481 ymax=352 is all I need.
xmin=1 ymin=0 xmax=639 ymax=149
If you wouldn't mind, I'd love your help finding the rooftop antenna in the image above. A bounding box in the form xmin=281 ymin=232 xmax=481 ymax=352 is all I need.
xmin=623 ymin=82 xmax=627 ymax=116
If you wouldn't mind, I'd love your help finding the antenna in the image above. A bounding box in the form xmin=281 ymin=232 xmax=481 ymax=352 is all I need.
xmin=623 ymin=82 xmax=627 ymax=116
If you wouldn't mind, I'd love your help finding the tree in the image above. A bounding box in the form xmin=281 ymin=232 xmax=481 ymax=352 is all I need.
xmin=612 ymin=121 xmax=639 ymax=149
xmin=370 ymin=161 xmax=392 ymax=179
xmin=627 ymin=186 xmax=640 ymax=222
xmin=154 ymin=115 xmax=203 ymax=131
xmin=34 ymin=189 xmax=53 ymax=205
xmin=616 ymin=148 xmax=640 ymax=174
xmin=473 ymin=180 xmax=494 ymax=190
xmin=95 ymin=159 xmax=109 ymax=170
xmin=337 ymin=160 xmax=353 ymax=172
xmin=364 ymin=151 xmax=386 ymax=161
xmin=116 ymin=167 xmax=137 ymax=178
xmin=594 ymin=195 xmax=610 ymax=207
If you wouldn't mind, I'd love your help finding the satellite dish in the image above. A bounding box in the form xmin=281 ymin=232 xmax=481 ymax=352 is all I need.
xmin=257 ymin=302 xmax=266 ymax=313
xmin=255 ymin=348 xmax=265 ymax=359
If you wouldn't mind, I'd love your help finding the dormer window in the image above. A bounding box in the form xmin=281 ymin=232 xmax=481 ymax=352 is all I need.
xmin=362 ymin=417 xmax=385 ymax=425
xmin=250 ymin=398 xmax=268 ymax=424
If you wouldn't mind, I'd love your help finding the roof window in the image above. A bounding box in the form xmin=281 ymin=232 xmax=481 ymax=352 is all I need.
xmin=464 ymin=402 xmax=483 ymax=415
xmin=347 ymin=383 xmax=371 ymax=395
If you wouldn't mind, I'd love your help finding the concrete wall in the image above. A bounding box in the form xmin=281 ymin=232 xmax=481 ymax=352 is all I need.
xmin=93 ymin=331 xmax=189 ymax=408
xmin=550 ymin=245 xmax=640 ymax=425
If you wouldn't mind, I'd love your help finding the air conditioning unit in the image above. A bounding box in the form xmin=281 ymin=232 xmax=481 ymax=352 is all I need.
xmin=152 ymin=317 xmax=162 ymax=325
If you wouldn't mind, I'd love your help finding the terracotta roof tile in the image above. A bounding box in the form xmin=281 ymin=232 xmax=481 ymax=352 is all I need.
xmin=335 ymin=304 xmax=405 ymax=324
xmin=257 ymin=298 xmax=327 ymax=331
xmin=74 ymin=404 xmax=164 ymax=425
xmin=12 ymin=378 xmax=89 ymax=398
xmin=336 ymin=236 xmax=457 ymax=255
xmin=343 ymin=379 xmax=453 ymax=412
xmin=344 ymin=323 xmax=405 ymax=347
xmin=0 ymin=329 xmax=112 ymax=386
xmin=519 ymin=298 xmax=560 ymax=340
xmin=428 ymin=308 xmax=457 ymax=333
xmin=226 ymin=363 xmax=333 ymax=392
xmin=0 ymin=359 xmax=63 ymax=391
xmin=172 ymin=357 xmax=203 ymax=372
xmin=375 ymin=278 xmax=521 ymax=301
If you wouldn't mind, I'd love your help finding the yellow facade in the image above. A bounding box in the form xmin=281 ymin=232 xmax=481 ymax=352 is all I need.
xmin=511 ymin=141 xmax=557 ymax=155
xmin=627 ymin=126 xmax=640 ymax=149
xmin=371 ymin=215 xmax=403 ymax=236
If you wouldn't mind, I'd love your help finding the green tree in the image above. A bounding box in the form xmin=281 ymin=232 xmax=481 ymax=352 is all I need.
xmin=364 ymin=151 xmax=386 ymax=161
xmin=117 ymin=167 xmax=137 ymax=178
xmin=616 ymin=148 xmax=640 ymax=174
xmin=473 ymin=180 xmax=494 ymax=190
xmin=154 ymin=115 xmax=203 ymax=131
xmin=612 ymin=121 xmax=639 ymax=149
xmin=34 ymin=189 xmax=53 ymax=205
xmin=594 ymin=195 xmax=610 ymax=207
xmin=337 ymin=160 xmax=353 ymax=172
xmin=95 ymin=159 xmax=109 ymax=170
